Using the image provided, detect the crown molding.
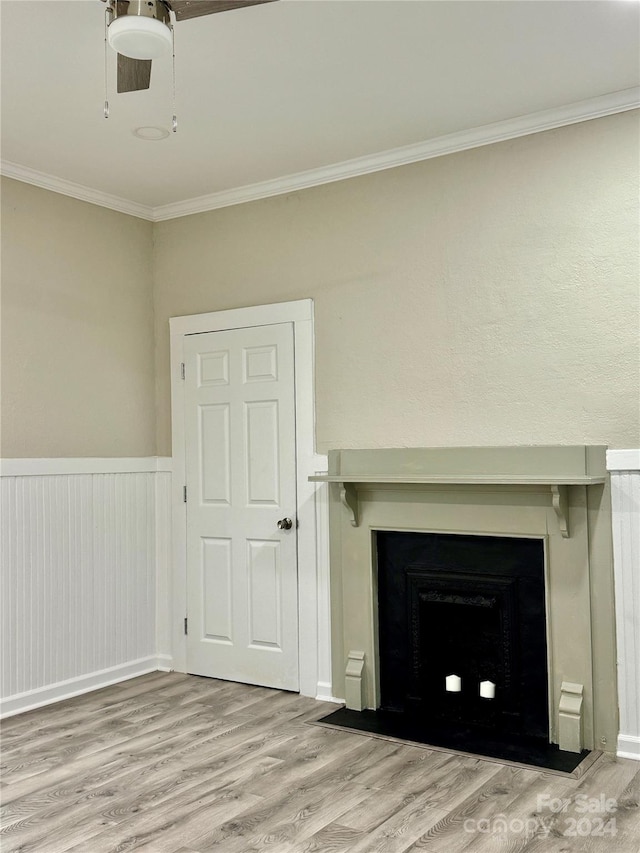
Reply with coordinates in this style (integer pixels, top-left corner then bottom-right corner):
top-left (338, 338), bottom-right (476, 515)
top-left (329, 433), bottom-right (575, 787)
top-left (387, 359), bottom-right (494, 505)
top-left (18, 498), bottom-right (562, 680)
top-left (152, 88), bottom-right (640, 221)
top-left (2, 88), bottom-right (638, 223)
top-left (0, 161), bottom-right (154, 221)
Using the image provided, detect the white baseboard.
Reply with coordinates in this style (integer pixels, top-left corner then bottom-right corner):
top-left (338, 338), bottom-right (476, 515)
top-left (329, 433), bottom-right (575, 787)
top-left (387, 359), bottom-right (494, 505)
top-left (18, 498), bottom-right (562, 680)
top-left (315, 682), bottom-right (344, 704)
top-left (617, 734), bottom-right (640, 761)
top-left (0, 656), bottom-right (165, 718)
top-left (156, 654), bottom-right (174, 673)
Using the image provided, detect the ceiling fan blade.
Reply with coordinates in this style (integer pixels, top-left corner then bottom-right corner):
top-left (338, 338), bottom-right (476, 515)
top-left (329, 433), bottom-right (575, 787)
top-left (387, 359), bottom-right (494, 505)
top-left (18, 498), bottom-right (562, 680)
top-left (170, 0), bottom-right (277, 23)
top-left (117, 54), bottom-right (152, 93)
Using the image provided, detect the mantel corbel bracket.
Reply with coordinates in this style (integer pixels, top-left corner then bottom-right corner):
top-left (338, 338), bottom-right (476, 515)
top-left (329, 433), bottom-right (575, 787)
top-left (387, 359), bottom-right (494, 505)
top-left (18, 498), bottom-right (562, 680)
top-left (339, 482), bottom-right (359, 527)
top-left (551, 484), bottom-right (570, 538)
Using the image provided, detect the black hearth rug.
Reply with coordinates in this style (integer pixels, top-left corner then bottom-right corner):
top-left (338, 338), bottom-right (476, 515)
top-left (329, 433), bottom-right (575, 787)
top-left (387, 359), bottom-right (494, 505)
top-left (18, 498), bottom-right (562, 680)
top-left (315, 707), bottom-right (592, 774)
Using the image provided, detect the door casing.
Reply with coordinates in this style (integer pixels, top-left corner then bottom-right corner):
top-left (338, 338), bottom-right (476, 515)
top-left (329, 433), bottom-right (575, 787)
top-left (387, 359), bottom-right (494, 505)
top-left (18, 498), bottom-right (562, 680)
top-left (169, 299), bottom-right (329, 698)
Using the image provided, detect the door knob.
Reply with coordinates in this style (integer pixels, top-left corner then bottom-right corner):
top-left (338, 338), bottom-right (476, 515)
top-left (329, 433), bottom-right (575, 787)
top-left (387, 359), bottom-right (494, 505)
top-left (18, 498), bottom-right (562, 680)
top-left (277, 517), bottom-right (293, 530)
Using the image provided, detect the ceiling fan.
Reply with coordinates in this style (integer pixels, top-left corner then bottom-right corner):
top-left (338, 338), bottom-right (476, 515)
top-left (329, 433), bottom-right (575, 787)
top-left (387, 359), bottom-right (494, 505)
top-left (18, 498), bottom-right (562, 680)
top-left (102, 0), bottom-right (277, 94)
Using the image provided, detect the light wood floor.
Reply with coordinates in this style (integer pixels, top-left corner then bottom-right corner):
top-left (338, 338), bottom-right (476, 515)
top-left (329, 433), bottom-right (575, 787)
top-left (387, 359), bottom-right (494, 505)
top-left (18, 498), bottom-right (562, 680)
top-left (1, 673), bottom-right (639, 853)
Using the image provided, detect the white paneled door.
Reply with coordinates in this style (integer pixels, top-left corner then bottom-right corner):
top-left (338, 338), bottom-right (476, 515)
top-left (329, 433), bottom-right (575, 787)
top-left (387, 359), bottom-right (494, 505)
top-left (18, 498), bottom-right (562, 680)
top-left (183, 323), bottom-right (299, 691)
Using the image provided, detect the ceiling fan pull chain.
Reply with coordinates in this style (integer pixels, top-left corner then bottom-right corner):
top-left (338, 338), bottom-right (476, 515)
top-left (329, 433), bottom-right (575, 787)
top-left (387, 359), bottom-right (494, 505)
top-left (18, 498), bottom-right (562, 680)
top-left (171, 21), bottom-right (177, 132)
top-left (104, 4), bottom-right (111, 118)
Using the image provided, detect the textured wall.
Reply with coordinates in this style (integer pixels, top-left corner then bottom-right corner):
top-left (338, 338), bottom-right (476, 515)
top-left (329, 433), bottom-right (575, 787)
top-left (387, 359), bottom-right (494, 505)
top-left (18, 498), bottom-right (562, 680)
top-left (2, 112), bottom-right (638, 459)
top-left (1, 178), bottom-right (155, 457)
top-left (153, 111), bottom-right (640, 455)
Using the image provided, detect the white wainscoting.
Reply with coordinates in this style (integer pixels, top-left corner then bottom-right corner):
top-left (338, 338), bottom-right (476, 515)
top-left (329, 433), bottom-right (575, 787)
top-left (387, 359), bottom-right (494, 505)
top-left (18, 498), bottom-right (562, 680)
top-left (0, 458), bottom-right (172, 717)
top-left (608, 449), bottom-right (640, 760)
top-left (7, 450), bottom-right (633, 730)
top-left (155, 469), bottom-right (173, 671)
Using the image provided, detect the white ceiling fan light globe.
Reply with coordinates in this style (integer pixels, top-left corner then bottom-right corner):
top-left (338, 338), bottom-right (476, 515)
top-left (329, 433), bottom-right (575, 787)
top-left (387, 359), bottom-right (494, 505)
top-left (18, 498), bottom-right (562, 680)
top-left (108, 16), bottom-right (172, 61)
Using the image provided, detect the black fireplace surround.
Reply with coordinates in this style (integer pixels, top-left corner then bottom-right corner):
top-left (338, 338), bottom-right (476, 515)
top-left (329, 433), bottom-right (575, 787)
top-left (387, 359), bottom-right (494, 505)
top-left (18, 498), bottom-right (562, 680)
top-left (376, 531), bottom-right (549, 740)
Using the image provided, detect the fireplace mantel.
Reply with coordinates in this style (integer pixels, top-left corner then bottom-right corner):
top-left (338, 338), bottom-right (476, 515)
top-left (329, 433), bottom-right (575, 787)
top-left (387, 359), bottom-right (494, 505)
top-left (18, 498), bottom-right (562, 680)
top-left (310, 446), bottom-right (607, 537)
top-left (317, 444), bottom-right (617, 756)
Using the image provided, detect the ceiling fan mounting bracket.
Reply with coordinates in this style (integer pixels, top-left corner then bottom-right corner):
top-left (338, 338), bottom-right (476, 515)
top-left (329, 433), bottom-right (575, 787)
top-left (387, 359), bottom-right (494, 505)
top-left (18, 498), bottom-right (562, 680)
top-left (106, 1), bottom-right (172, 27)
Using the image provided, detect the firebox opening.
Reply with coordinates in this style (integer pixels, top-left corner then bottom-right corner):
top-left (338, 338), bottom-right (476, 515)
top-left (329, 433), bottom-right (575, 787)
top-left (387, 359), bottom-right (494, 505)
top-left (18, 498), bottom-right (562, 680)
top-left (377, 531), bottom-right (550, 747)
top-left (318, 529), bottom-right (590, 772)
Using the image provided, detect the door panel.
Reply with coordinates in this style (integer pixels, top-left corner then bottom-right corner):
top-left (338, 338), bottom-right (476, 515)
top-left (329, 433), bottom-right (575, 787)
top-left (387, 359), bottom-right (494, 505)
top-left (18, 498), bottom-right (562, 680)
top-left (245, 400), bottom-right (280, 504)
top-left (247, 539), bottom-right (282, 648)
top-left (184, 323), bottom-right (298, 690)
top-left (200, 405), bottom-right (231, 503)
top-left (202, 538), bottom-right (232, 643)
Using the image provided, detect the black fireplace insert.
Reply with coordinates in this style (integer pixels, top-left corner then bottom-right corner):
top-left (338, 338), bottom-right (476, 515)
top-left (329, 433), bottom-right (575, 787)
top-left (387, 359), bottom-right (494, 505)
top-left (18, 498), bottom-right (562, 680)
top-left (317, 531), bottom-right (591, 772)
top-left (377, 531), bottom-right (549, 740)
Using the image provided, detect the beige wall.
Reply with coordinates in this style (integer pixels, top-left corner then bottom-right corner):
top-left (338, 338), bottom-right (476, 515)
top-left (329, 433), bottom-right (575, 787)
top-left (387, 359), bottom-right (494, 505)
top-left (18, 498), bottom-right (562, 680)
top-left (153, 111), bottom-right (640, 456)
top-left (2, 111), bottom-right (638, 459)
top-left (1, 178), bottom-right (155, 457)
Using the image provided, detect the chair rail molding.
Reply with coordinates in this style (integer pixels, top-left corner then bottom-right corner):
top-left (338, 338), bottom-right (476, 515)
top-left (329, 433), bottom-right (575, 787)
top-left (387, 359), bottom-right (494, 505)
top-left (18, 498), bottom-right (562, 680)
top-left (0, 457), bottom-right (172, 476)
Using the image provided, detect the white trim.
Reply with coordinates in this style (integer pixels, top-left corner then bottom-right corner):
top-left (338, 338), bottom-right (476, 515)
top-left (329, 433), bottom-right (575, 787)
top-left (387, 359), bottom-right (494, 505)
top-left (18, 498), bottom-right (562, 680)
top-left (618, 735), bottom-right (640, 761)
top-left (156, 654), bottom-right (174, 673)
top-left (3, 89), bottom-right (638, 223)
top-left (169, 299), bottom-right (313, 336)
top-left (607, 449), bottom-right (640, 472)
top-left (315, 684), bottom-right (344, 704)
top-left (169, 299), bottom-right (331, 699)
top-left (0, 161), bottom-right (154, 221)
top-left (0, 457), bottom-right (172, 476)
top-left (0, 657), bottom-right (163, 718)
top-left (610, 465), bottom-right (640, 763)
top-left (313, 452), bottom-right (333, 701)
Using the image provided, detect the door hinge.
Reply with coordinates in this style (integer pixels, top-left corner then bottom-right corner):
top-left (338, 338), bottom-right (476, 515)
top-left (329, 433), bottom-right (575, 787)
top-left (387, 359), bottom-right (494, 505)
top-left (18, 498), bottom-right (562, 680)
top-left (183, 485), bottom-right (187, 503)
top-left (180, 362), bottom-right (185, 380)
top-left (184, 617), bottom-right (188, 635)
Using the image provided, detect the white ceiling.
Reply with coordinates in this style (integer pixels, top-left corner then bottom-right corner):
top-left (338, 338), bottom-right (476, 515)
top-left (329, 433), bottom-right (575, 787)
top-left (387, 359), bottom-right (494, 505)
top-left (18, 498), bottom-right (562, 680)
top-left (1, 0), bottom-right (639, 215)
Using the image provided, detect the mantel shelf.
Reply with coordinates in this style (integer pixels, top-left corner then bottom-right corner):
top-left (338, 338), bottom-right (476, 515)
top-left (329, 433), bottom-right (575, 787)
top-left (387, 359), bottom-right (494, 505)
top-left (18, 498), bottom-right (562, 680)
top-left (309, 473), bottom-right (606, 536)
top-left (309, 474), bottom-right (606, 487)
top-left (311, 447), bottom-right (608, 537)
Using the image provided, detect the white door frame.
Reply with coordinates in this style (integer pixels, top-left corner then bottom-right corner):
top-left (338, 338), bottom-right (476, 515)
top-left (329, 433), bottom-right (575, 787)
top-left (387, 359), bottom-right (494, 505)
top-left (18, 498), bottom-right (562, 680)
top-left (169, 299), bottom-right (331, 699)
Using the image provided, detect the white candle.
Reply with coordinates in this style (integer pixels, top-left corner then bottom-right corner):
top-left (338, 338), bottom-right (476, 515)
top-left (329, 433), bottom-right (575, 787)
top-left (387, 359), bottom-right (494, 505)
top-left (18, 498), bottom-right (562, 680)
top-left (445, 674), bottom-right (462, 692)
top-left (480, 680), bottom-right (496, 699)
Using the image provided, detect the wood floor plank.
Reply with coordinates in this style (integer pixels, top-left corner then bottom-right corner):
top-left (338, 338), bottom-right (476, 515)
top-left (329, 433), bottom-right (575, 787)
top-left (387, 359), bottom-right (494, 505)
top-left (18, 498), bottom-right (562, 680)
top-left (456, 767), bottom-right (584, 853)
top-left (517, 756), bottom-right (640, 853)
top-left (1, 673), bottom-right (171, 741)
top-left (143, 774), bottom-right (371, 853)
top-left (606, 767), bottom-right (640, 853)
top-left (297, 821), bottom-right (366, 853)
top-left (0, 710), bottom-right (250, 811)
top-left (182, 734), bottom-right (374, 850)
top-left (63, 787), bottom-right (266, 853)
top-left (343, 760), bottom-right (505, 853)
top-left (401, 765), bottom-right (546, 853)
top-left (1, 698), bottom-right (218, 785)
top-left (1, 706), bottom-right (307, 844)
top-left (2, 673), bottom-right (639, 853)
top-left (1, 707), bottom-right (215, 795)
top-left (339, 751), bottom-right (473, 833)
top-left (1, 687), bottom-right (314, 806)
